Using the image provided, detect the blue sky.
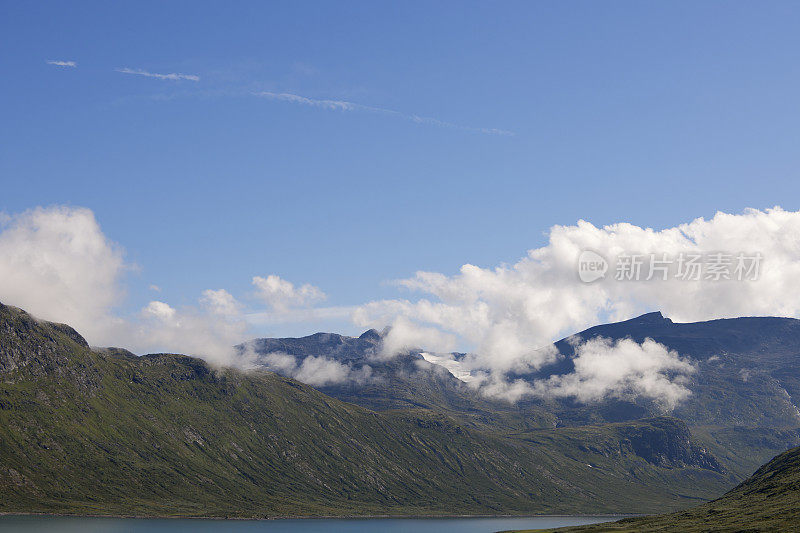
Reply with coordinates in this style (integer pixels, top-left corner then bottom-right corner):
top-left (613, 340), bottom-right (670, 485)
top-left (3, 1), bottom-right (800, 340)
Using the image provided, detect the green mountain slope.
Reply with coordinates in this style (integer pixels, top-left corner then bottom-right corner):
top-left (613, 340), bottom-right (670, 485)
top-left (0, 302), bottom-right (731, 517)
top-left (508, 445), bottom-right (800, 532)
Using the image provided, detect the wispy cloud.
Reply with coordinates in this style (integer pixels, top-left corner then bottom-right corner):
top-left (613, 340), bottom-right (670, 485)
top-left (254, 91), bottom-right (514, 136)
top-left (257, 92), bottom-right (367, 112)
top-left (116, 67), bottom-right (200, 82)
top-left (46, 60), bottom-right (76, 68)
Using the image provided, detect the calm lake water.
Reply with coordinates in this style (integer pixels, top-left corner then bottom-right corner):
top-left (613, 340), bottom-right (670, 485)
top-left (0, 516), bottom-right (617, 532)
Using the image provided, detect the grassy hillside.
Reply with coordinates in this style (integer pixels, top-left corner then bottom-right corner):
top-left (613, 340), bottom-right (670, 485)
top-left (0, 302), bottom-right (732, 517)
top-left (507, 445), bottom-right (800, 532)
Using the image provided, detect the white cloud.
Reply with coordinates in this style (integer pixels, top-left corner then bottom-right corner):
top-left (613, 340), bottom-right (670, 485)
top-left (7, 204), bottom-right (800, 405)
top-left (0, 206), bottom-right (337, 369)
top-left (116, 67), bottom-right (200, 82)
top-left (136, 297), bottom-right (249, 366)
top-left (254, 91), bottom-right (513, 136)
top-left (142, 300), bottom-right (176, 321)
top-left (376, 316), bottom-right (456, 360)
top-left (200, 289), bottom-right (240, 316)
top-left (46, 60), bottom-right (76, 67)
top-left (532, 337), bottom-right (696, 410)
top-left (252, 274), bottom-right (325, 311)
top-left (256, 351), bottom-right (371, 387)
top-left (354, 207), bottom-right (800, 404)
top-left (294, 355), bottom-right (355, 386)
top-left (256, 92), bottom-right (362, 112)
top-left (458, 336), bottom-right (696, 407)
top-left (0, 206), bottom-right (125, 345)
top-left (259, 351), bottom-right (298, 374)
top-left (0, 207), bottom-right (245, 365)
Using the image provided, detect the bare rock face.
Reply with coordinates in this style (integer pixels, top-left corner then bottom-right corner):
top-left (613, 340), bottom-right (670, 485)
top-left (0, 302), bottom-right (90, 382)
top-left (619, 417), bottom-right (723, 472)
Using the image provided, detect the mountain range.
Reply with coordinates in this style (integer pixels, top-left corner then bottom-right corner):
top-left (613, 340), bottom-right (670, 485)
top-left (245, 311), bottom-right (800, 429)
top-left (1, 301), bottom-right (799, 518)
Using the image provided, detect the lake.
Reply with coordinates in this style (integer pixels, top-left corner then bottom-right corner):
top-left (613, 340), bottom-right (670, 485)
top-left (0, 515), bottom-right (618, 532)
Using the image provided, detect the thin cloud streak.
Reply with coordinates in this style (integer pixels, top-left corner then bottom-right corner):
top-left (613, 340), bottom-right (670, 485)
top-left (46, 60), bottom-right (76, 67)
top-left (254, 91), bottom-right (514, 136)
top-left (116, 67), bottom-right (200, 82)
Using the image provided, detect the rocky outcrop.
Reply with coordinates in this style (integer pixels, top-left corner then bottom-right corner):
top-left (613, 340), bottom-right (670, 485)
top-left (620, 417), bottom-right (723, 472)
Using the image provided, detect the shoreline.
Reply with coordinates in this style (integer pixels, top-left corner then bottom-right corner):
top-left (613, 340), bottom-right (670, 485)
top-left (0, 511), bottom-right (637, 521)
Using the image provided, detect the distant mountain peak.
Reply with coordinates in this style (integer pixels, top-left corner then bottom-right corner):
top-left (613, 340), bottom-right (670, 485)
top-left (358, 329), bottom-right (382, 342)
top-left (307, 332), bottom-right (345, 342)
top-left (626, 311), bottom-right (671, 324)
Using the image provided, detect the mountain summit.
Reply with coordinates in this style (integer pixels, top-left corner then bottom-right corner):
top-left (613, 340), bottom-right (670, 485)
top-left (530, 313), bottom-right (800, 427)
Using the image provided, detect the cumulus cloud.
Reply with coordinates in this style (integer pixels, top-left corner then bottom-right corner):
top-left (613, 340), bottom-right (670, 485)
top-left (200, 289), bottom-right (240, 316)
top-left (254, 91), bottom-right (514, 136)
top-left (46, 60), bottom-right (76, 67)
top-left (142, 300), bottom-right (176, 321)
top-left (354, 207), bottom-right (800, 404)
top-left (532, 337), bottom-right (695, 409)
top-left (255, 350), bottom-right (371, 387)
top-left (7, 204), bottom-right (800, 405)
top-left (252, 274), bottom-right (326, 311)
top-left (416, 338), bottom-right (695, 408)
top-left (116, 67), bottom-right (200, 81)
top-left (0, 206), bottom-right (284, 367)
top-left (0, 206), bottom-right (126, 344)
top-left (0, 208), bottom-right (336, 370)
